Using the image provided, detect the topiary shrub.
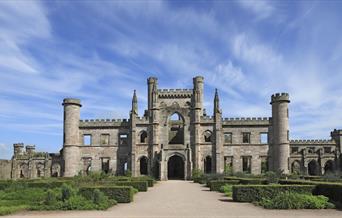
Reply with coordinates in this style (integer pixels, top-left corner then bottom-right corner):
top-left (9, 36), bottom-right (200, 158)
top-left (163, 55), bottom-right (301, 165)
top-left (232, 185), bottom-right (315, 202)
top-left (257, 192), bottom-right (335, 209)
top-left (219, 184), bottom-right (233, 197)
top-left (113, 181), bottom-right (148, 192)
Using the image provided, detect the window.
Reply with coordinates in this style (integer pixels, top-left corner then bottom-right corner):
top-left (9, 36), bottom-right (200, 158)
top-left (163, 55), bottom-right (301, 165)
top-left (242, 156), bottom-right (251, 173)
top-left (260, 133), bottom-right (268, 144)
top-left (169, 112), bottom-right (184, 144)
top-left (287, 130), bottom-right (289, 141)
top-left (101, 158), bottom-right (110, 174)
top-left (260, 156), bottom-right (268, 174)
top-left (291, 147), bottom-right (299, 154)
top-left (83, 135), bottom-right (92, 145)
top-left (119, 134), bottom-right (128, 146)
top-left (224, 132), bottom-right (232, 144)
top-left (242, 132), bottom-right (250, 143)
top-left (324, 147), bottom-right (332, 154)
top-left (100, 134), bottom-right (110, 146)
top-left (203, 130), bottom-right (212, 143)
top-left (224, 156), bottom-right (233, 174)
top-left (140, 131), bottom-right (148, 143)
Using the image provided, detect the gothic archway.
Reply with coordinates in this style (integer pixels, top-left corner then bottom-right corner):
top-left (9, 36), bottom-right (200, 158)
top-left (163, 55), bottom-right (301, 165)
top-left (291, 160), bottom-right (301, 174)
top-left (140, 131), bottom-right (148, 143)
top-left (324, 160), bottom-right (334, 175)
top-left (168, 112), bottom-right (184, 144)
top-left (308, 160), bottom-right (320, 176)
top-left (204, 156), bottom-right (212, 174)
top-left (167, 155), bottom-right (184, 179)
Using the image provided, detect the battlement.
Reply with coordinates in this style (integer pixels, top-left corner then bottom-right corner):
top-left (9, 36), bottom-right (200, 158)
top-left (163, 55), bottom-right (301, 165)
top-left (290, 139), bottom-right (335, 144)
top-left (271, 93), bottom-right (290, 103)
top-left (13, 143), bottom-right (24, 148)
top-left (79, 118), bottom-right (130, 128)
top-left (222, 117), bottom-right (270, 126)
top-left (158, 89), bottom-right (193, 98)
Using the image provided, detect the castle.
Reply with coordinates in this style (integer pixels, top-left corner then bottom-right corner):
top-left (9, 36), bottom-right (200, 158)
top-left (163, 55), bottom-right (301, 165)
top-left (0, 76), bottom-right (341, 180)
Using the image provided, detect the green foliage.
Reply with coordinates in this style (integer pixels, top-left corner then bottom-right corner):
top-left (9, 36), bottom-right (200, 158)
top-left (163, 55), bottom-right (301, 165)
top-left (132, 176), bottom-right (155, 187)
top-left (224, 164), bottom-right (233, 176)
top-left (264, 171), bottom-right (279, 184)
top-left (113, 181), bottom-right (148, 192)
top-left (79, 186), bottom-right (134, 203)
top-left (232, 185), bottom-right (315, 202)
top-left (219, 184), bottom-right (233, 197)
top-left (238, 178), bottom-right (266, 184)
top-left (125, 170), bottom-right (132, 177)
top-left (192, 168), bottom-right (204, 180)
top-left (313, 183), bottom-right (342, 205)
top-left (0, 205), bottom-right (27, 216)
top-left (209, 180), bottom-right (239, 191)
top-left (257, 192), bottom-right (335, 209)
top-left (61, 183), bottom-right (76, 202)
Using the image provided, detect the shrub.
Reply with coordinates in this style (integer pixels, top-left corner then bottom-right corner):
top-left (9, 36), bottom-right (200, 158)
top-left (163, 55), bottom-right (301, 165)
top-left (79, 186), bottom-right (134, 203)
top-left (209, 180), bottom-right (239, 192)
top-left (257, 192), bottom-right (335, 209)
top-left (219, 184), bottom-right (233, 197)
top-left (0, 205), bottom-right (27, 216)
top-left (264, 171), bottom-right (279, 184)
top-left (313, 183), bottom-right (342, 205)
top-left (61, 184), bottom-right (76, 202)
top-left (132, 176), bottom-right (155, 187)
top-left (232, 185), bottom-right (315, 202)
top-left (192, 168), bottom-right (204, 180)
top-left (114, 181), bottom-right (148, 192)
top-left (238, 178), bottom-right (266, 185)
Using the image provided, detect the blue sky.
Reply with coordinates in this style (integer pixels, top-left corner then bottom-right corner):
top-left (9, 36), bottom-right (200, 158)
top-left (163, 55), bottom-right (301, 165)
top-left (1, 0), bottom-right (342, 159)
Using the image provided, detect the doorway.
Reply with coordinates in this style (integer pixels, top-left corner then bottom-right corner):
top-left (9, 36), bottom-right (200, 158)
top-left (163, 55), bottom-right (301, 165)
top-left (167, 155), bottom-right (184, 179)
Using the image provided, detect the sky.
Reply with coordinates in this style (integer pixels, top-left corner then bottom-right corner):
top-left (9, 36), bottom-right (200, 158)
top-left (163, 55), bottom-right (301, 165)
top-left (1, 0), bottom-right (342, 159)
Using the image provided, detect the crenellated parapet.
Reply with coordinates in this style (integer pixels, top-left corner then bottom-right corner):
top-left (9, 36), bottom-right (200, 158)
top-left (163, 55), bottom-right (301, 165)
top-left (221, 117), bottom-right (270, 126)
top-left (270, 92), bottom-right (290, 104)
top-left (158, 89), bottom-right (193, 98)
top-left (79, 118), bottom-right (130, 128)
top-left (290, 139), bottom-right (336, 145)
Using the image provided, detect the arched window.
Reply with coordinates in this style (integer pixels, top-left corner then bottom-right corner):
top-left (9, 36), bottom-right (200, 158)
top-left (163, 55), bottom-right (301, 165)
top-left (140, 131), bottom-right (148, 143)
top-left (203, 130), bottom-right (212, 142)
top-left (169, 112), bottom-right (184, 144)
top-left (51, 163), bottom-right (61, 177)
top-left (19, 163), bottom-right (29, 178)
top-left (291, 161), bottom-right (301, 174)
top-left (36, 163), bottom-right (44, 177)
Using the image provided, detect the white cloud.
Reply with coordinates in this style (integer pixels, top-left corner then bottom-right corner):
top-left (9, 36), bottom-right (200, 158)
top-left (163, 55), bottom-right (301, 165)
top-left (237, 0), bottom-right (275, 20)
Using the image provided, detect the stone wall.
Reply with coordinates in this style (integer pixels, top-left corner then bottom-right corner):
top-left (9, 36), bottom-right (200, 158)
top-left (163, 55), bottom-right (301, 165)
top-left (0, 160), bottom-right (12, 179)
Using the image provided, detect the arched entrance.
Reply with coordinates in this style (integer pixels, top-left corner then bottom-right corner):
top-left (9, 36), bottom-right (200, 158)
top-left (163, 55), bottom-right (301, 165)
top-left (324, 160), bottom-right (334, 175)
top-left (140, 156), bottom-right (148, 175)
top-left (168, 155), bottom-right (184, 179)
top-left (204, 156), bottom-right (212, 174)
top-left (308, 160), bottom-right (319, 176)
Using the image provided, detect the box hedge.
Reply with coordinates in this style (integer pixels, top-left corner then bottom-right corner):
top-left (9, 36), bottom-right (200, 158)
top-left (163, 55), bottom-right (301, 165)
top-left (0, 180), bottom-right (71, 190)
top-left (313, 183), bottom-right (342, 204)
top-left (232, 185), bottom-right (315, 202)
top-left (209, 180), bottom-right (240, 191)
top-left (79, 186), bottom-right (134, 203)
top-left (113, 181), bottom-right (148, 192)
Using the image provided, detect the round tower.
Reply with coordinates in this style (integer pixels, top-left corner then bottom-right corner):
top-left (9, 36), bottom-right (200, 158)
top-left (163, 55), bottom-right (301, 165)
top-left (193, 76), bottom-right (204, 109)
top-left (62, 98), bottom-right (81, 177)
top-left (271, 93), bottom-right (290, 174)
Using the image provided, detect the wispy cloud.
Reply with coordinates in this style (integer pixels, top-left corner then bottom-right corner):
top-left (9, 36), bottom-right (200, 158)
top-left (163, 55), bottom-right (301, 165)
top-left (236, 0), bottom-right (275, 20)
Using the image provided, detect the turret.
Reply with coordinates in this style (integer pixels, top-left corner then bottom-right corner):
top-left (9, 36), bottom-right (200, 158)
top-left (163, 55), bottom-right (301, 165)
top-left (147, 77), bottom-right (158, 111)
top-left (193, 76), bottom-right (204, 110)
top-left (132, 90), bottom-right (138, 115)
top-left (62, 98), bottom-right (82, 177)
top-left (270, 93), bottom-right (290, 174)
top-left (214, 88), bottom-right (220, 116)
top-left (25, 145), bottom-right (35, 155)
top-left (130, 90), bottom-right (138, 176)
top-left (13, 143), bottom-right (24, 157)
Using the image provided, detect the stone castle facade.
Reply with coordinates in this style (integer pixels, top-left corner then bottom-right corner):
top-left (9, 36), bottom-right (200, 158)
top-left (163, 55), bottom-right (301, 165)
top-left (0, 76), bottom-right (341, 180)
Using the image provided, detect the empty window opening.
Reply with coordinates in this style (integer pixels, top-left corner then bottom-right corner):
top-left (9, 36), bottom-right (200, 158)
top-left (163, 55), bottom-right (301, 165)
top-left (242, 156), bottom-right (251, 173)
top-left (224, 132), bottom-right (232, 144)
top-left (204, 130), bottom-right (212, 143)
top-left (83, 135), bottom-right (92, 145)
top-left (140, 131), bottom-right (148, 143)
top-left (242, 132), bottom-right (251, 143)
top-left (260, 133), bottom-right (268, 144)
top-left (100, 134), bottom-right (110, 145)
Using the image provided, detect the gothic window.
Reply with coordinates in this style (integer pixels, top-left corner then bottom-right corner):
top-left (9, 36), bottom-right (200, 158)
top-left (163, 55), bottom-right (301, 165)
top-left (242, 156), bottom-right (251, 173)
top-left (260, 133), bottom-right (268, 144)
top-left (204, 156), bottom-right (212, 174)
top-left (242, 132), bottom-right (251, 143)
top-left (83, 134), bottom-right (92, 146)
top-left (82, 157), bottom-right (92, 175)
top-left (324, 147), bottom-right (332, 154)
top-left (308, 160), bottom-right (319, 175)
top-left (51, 163), bottom-right (61, 177)
top-left (291, 161), bottom-right (301, 174)
top-left (324, 160), bottom-right (334, 175)
top-left (224, 132), bottom-right (232, 144)
top-left (100, 134), bottom-right (110, 146)
top-left (224, 156), bottom-right (233, 174)
top-left (168, 112), bottom-right (184, 144)
top-left (19, 163), bottom-right (29, 178)
top-left (291, 147), bottom-right (299, 154)
top-left (139, 156), bottom-right (148, 175)
top-left (140, 131), bottom-right (148, 143)
top-left (203, 130), bottom-right (212, 143)
top-left (119, 133), bottom-right (128, 146)
top-left (36, 163), bottom-right (44, 177)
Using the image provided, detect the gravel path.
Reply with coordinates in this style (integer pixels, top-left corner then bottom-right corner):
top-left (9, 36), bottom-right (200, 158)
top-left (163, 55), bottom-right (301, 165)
top-left (7, 180), bottom-right (342, 218)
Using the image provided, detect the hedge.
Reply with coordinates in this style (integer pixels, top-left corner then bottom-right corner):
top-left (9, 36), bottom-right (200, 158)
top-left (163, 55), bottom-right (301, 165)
top-left (313, 183), bottom-right (342, 204)
top-left (238, 178), bottom-right (266, 185)
top-left (132, 177), bottom-right (155, 187)
top-left (113, 181), bottom-right (148, 192)
top-left (232, 185), bottom-right (315, 202)
top-left (209, 180), bottom-right (240, 191)
top-left (79, 186), bottom-right (134, 203)
top-left (0, 180), bottom-right (72, 190)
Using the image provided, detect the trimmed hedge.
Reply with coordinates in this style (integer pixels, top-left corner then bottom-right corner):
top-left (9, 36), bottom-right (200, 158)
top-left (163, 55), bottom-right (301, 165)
top-left (132, 177), bottom-right (155, 187)
top-left (232, 185), bottom-right (315, 202)
top-left (113, 181), bottom-right (148, 192)
top-left (79, 186), bottom-right (134, 203)
top-left (313, 183), bottom-right (342, 205)
top-left (0, 180), bottom-right (72, 190)
top-left (238, 178), bottom-right (266, 185)
top-left (209, 180), bottom-right (239, 191)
